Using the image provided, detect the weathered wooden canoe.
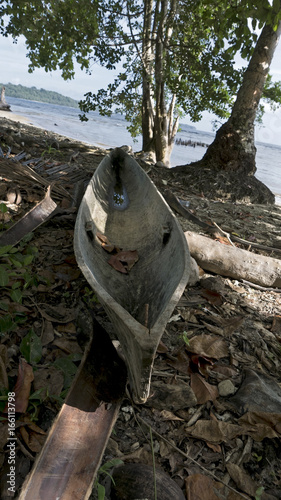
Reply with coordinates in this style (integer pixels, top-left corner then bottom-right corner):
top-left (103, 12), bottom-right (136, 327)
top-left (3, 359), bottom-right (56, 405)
top-left (74, 148), bottom-right (190, 403)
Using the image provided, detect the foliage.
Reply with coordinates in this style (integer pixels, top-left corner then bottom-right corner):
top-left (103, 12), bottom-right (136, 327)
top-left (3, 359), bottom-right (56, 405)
top-left (1, 0), bottom-right (281, 161)
top-left (0, 236), bottom-right (38, 334)
top-left (0, 82), bottom-right (79, 108)
top-left (0, 0), bottom-right (99, 79)
top-left (94, 458), bottom-right (124, 500)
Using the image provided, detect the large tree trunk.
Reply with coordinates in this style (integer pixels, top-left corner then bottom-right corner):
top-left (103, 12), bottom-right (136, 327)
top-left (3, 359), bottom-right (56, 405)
top-left (201, 21), bottom-right (281, 175)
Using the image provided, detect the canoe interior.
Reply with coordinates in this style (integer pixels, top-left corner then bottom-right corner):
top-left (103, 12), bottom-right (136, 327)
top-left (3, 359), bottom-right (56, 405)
top-left (75, 149), bottom-right (189, 331)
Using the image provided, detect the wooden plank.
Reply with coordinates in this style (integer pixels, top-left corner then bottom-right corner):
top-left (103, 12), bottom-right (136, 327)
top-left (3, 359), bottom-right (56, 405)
top-left (19, 311), bottom-right (127, 500)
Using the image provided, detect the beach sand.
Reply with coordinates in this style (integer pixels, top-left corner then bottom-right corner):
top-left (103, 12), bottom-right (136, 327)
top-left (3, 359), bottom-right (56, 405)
top-left (0, 109), bottom-right (37, 127)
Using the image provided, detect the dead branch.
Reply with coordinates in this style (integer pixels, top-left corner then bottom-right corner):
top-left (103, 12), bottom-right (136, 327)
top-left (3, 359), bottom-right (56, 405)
top-left (164, 189), bottom-right (281, 254)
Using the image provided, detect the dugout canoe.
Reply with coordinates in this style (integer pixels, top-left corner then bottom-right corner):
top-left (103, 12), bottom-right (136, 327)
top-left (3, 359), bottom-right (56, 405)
top-left (74, 148), bottom-right (190, 403)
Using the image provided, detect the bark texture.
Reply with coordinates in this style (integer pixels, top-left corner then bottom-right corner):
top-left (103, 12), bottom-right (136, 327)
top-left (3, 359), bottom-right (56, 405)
top-left (142, 0), bottom-right (179, 166)
top-left (185, 231), bottom-right (281, 288)
top-left (201, 22), bottom-right (281, 175)
top-left (142, 0), bottom-right (155, 157)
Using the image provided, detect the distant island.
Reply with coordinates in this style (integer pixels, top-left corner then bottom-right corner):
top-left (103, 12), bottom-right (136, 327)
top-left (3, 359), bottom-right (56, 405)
top-left (1, 83), bottom-right (79, 108)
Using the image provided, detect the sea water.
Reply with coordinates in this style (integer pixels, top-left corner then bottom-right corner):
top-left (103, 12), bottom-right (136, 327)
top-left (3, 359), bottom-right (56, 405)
top-left (4, 96), bottom-right (281, 205)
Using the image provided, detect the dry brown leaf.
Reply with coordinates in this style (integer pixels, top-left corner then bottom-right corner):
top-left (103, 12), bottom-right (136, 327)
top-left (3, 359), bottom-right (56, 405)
top-left (221, 315), bottom-right (245, 335)
top-left (19, 420), bottom-right (46, 454)
top-left (157, 340), bottom-right (169, 353)
top-left (206, 442), bottom-right (222, 453)
top-left (167, 348), bottom-right (190, 374)
top-left (56, 322), bottom-right (76, 334)
top-left (187, 334), bottom-right (229, 359)
top-left (210, 363), bottom-right (239, 380)
top-left (226, 463), bottom-right (260, 498)
top-left (33, 366), bottom-right (64, 398)
top-left (200, 289), bottom-right (224, 306)
top-left (190, 373), bottom-right (219, 404)
top-left (185, 419), bottom-right (242, 443)
top-left (185, 473), bottom-right (222, 500)
top-left (37, 304), bottom-right (77, 323)
top-left (11, 359), bottom-right (34, 413)
top-left (238, 411), bottom-right (281, 440)
top-left (108, 250), bottom-right (139, 274)
top-left (96, 231), bottom-right (115, 252)
top-left (41, 320), bottom-right (55, 346)
top-left (52, 338), bottom-right (83, 355)
top-left (160, 410), bottom-right (184, 421)
top-left (53, 263), bottom-right (81, 281)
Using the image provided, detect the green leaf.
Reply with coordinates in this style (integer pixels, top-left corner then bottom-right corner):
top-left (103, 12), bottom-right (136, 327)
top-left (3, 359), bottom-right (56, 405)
top-left (0, 315), bottom-right (14, 333)
top-left (97, 483), bottom-right (106, 500)
top-left (10, 289), bottom-right (23, 303)
top-left (8, 257), bottom-right (23, 268)
top-left (20, 330), bottom-right (42, 364)
top-left (0, 302), bottom-right (9, 311)
top-left (23, 254), bottom-right (34, 266)
top-left (0, 245), bottom-right (13, 256)
top-left (54, 357), bottom-right (78, 388)
top-left (11, 281), bottom-right (22, 290)
top-left (0, 266), bottom-right (9, 287)
top-left (0, 203), bottom-right (8, 213)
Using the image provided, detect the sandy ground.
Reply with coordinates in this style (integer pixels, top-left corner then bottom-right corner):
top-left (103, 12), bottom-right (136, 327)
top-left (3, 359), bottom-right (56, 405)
top-left (0, 109), bottom-right (33, 125)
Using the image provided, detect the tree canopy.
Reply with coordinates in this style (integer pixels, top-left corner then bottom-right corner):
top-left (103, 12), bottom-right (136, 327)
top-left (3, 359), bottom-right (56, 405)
top-left (1, 0), bottom-right (281, 163)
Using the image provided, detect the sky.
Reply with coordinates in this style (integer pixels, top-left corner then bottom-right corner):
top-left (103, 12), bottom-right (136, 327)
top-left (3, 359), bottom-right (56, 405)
top-left (2, 33), bottom-right (281, 146)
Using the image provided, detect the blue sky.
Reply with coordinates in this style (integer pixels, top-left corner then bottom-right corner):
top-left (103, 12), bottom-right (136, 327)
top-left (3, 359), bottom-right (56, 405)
top-left (2, 33), bottom-right (281, 146)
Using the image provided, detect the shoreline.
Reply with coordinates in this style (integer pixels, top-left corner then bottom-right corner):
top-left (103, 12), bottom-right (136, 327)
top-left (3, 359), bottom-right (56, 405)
top-left (1, 108), bottom-right (280, 206)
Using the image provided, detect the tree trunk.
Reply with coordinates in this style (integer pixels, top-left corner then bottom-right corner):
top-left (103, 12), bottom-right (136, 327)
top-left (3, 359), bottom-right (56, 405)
top-left (142, 0), bottom-right (155, 159)
top-left (201, 21), bottom-right (281, 175)
top-left (154, 0), bottom-right (169, 165)
top-left (152, 0), bottom-right (179, 166)
top-left (0, 86), bottom-right (11, 111)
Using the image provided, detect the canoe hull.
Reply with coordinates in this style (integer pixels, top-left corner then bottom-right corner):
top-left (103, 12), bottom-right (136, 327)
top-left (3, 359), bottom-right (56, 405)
top-left (74, 148), bottom-right (191, 403)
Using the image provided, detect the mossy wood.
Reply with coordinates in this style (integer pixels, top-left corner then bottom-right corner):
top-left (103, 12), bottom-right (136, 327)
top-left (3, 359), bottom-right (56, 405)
top-left (74, 148), bottom-right (190, 403)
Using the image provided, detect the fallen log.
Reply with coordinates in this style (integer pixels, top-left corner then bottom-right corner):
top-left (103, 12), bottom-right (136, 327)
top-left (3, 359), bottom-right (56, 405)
top-left (185, 231), bottom-right (281, 288)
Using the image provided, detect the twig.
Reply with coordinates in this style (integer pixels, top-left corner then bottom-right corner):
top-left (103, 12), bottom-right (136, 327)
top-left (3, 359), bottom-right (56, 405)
top-left (149, 426), bottom-right (158, 500)
top-left (212, 221), bottom-right (235, 247)
top-left (241, 279), bottom-right (281, 293)
top-left (164, 189), bottom-right (281, 254)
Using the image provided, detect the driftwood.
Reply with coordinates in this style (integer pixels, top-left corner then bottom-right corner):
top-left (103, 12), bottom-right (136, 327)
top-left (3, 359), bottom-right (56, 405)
top-left (0, 86), bottom-right (11, 111)
top-left (185, 231), bottom-right (281, 288)
top-left (74, 148), bottom-right (190, 403)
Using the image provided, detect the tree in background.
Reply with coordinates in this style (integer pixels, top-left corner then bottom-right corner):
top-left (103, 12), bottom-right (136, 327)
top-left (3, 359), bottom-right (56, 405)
top-left (1, 0), bottom-right (281, 167)
top-left (197, 16), bottom-right (281, 175)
